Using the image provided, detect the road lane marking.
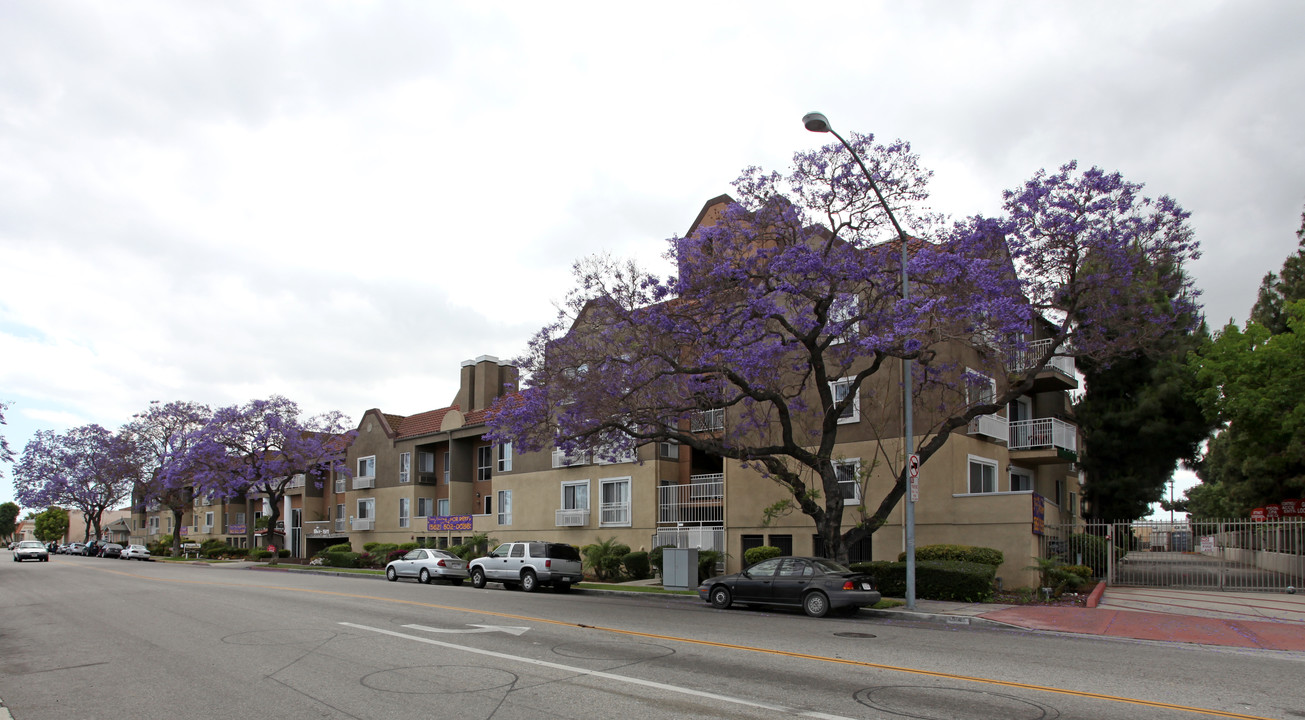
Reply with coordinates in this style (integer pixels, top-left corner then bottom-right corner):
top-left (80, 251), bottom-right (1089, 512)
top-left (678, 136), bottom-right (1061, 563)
top-left (341, 622), bottom-right (853, 720)
top-left (403, 623), bottom-right (531, 636)
top-left (85, 564), bottom-right (1276, 719)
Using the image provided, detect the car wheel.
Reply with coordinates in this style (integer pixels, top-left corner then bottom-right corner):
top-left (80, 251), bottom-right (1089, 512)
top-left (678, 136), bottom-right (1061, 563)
top-left (419, 568), bottom-right (431, 584)
top-left (521, 570), bottom-right (538, 593)
top-left (803, 591), bottom-right (830, 618)
top-left (385, 566), bottom-right (398, 582)
top-left (710, 586), bottom-right (733, 609)
top-left (553, 581), bottom-right (571, 593)
top-left (471, 567), bottom-right (487, 588)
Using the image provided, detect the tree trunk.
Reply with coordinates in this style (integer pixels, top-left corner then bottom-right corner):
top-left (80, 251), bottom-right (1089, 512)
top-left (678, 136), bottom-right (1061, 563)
top-left (265, 494), bottom-right (281, 566)
top-left (171, 507), bottom-right (185, 557)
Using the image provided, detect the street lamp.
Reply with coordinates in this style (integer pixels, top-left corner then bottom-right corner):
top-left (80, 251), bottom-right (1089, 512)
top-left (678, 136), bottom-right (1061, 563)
top-left (804, 112), bottom-right (918, 610)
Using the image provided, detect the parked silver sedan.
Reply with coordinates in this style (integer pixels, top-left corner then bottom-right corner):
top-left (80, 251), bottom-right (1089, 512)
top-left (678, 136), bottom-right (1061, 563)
top-left (385, 548), bottom-right (468, 585)
top-left (120, 544), bottom-right (151, 561)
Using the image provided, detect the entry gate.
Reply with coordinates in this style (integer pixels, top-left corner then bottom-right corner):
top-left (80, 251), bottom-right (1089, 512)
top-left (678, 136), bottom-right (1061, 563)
top-left (1040, 519), bottom-right (1305, 592)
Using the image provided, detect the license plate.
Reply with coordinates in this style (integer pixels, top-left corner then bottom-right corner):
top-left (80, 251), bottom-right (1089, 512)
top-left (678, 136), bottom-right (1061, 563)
top-left (861, 583), bottom-right (873, 591)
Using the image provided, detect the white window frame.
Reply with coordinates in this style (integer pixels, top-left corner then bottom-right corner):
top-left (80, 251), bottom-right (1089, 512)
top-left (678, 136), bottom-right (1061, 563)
top-left (599, 477), bottom-right (631, 527)
top-left (357, 497), bottom-right (374, 520)
top-left (1009, 467), bottom-right (1034, 493)
top-left (965, 368), bottom-right (997, 408)
top-left (437, 498), bottom-right (450, 517)
top-left (659, 439), bottom-right (679, 459)
top-left (561, 480), bottom-right (590, 511)
top-left (399, 452), bottom-right (411, 483)
top-left (357, 456), bottom-right (376, 480)
top-left (496, 490), bottom-right (512, 525)
top-left (417, 497), bottom-right (434, 517)
top-left (834, 459), bottom-right (861, 504)
top-left (443, 451), bottom-right (450, 484)
top-left (417, 451), bottom-right (435, 474)
top-left (497, 442), bottom-right (512, 472)
top-left (967, 455), bottom-right (998, 494)
top-left (829, 292), bottom-right (859, 344)
top-left (334, 475), bottom-right (345, 494)
top-left (830, 377), bottom-right (860, 424)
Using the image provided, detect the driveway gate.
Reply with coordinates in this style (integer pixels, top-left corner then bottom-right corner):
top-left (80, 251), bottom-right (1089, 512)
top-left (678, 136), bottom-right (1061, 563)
top-left (1040, 519), bottom-right (1304, 591)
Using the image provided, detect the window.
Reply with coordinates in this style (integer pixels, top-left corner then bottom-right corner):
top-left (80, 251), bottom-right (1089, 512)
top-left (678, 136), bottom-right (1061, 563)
top-left (829, 292), bottom-right (859, 343)
top-left (1055, 479), bottom-right (1065, 507)
top-left (418, 451), bottom-right (435, 473)
top-left (497, 490), bottom-right (512, 525)
top-left (399, 453), bottom-right (410, 483)
top-left (834, 459), bottom-right (861, 503)
top-left (437, 498), bottom-right (449, 516)
top-left (741, 534), bottom-right (764, 558)
top-left (600, 477), bottom-right (631, 526)
top-left (1069, 491), bottom-right (1078, 517)
top-left (497, 443), bottom-right (512, 472)
top-left (204, 511), bottom-right (214, 528)
top-left (417, 497), bottom-right (434, 517)
top-left (1010, 469), bottom-right (1033, 493)
top-left (767, 534), bottom-right (793, 556)
top-left (829, 378), bottom-right (860, 424)
top-left (443, 451), bottom-right (450, 484)
top-left (334, 476), bottom-right (345, 494)
top-left (235, 512), bottom-right (246, 525)
top-left (334, 504), bottom-right (343, 522)
top-left (357, 456), bottom-right (376, 479)
top-left (968, 456), bottom-right (997, 494)
top-left (484, 495), bottom-right (492, 515)
top-left (477, 446), bottom-right (492, 481)
top-left (399, 498), bottom-right (410, 528)
top-left (562, 480), bottom-right (589, 511)
top-left (659, 440), bottom-right (679, 459)
top-left (357, 498), bottom-right (373, 520)
top-left (965, 369), bottom-right (996, 407)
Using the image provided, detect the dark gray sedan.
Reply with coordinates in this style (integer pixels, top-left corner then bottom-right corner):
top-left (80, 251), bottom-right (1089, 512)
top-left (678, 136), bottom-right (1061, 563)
top-left (698, 556), bottom-right (880, 617)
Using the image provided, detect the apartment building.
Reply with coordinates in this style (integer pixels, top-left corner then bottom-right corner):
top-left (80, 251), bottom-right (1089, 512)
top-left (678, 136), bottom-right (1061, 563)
top-left (330, 356), bottom-right (518, 554)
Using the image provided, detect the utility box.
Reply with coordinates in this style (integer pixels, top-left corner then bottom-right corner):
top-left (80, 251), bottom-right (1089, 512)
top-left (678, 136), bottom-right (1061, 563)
top-left (663, 547), bottom-right (699, 590)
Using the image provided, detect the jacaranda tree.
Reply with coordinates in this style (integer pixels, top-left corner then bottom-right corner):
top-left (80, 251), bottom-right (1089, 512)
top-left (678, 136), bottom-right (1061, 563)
top-left (489, 132), bottom-right (1200, 563)
top-left (13, 425), bottom-right (141, 542)
top-left (165, 396), bottom-right (353, 564)
top-left (124, 400), bottom-right (212, 557)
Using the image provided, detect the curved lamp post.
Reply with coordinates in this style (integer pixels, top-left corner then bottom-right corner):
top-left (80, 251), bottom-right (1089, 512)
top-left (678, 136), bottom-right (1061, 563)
top-left (803, 112), bottom-right (918, 610)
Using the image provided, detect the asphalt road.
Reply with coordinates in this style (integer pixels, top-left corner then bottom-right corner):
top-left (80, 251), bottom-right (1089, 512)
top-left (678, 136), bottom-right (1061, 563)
top-left (1, 554), bottom-right (1302, 720)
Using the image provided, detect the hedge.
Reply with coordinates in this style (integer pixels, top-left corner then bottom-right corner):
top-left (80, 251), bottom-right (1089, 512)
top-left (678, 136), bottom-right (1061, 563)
top-left (851, 559), bottom-right (996, 602)
top-left (621, 551), bottom-right (650, 580)
top-left (743, 545), bottom-right (783, 566)
top-left (896, 544), bottom-right (1003, 567)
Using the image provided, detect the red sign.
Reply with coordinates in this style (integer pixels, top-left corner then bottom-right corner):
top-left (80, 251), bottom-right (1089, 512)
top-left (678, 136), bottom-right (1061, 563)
top-left (1251, 508), bottom-right (1266, 522)
top-left (1266, 505), bottom-right (1281, 520)
top-left (267, 545), bottom-right (276, 553)
top-left (1282, 499), bottom-right (1300, 516)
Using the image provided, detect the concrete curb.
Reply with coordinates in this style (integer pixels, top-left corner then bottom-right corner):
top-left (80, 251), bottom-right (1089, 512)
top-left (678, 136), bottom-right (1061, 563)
top-left (1086, 580), bottom-right (1107, 608)
top-left (860, 607), bottom-right (1014, 629)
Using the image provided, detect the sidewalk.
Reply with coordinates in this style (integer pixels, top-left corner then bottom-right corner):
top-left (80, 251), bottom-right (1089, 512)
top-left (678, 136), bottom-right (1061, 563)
top-left (867, 587), bottom-right (1305, 652)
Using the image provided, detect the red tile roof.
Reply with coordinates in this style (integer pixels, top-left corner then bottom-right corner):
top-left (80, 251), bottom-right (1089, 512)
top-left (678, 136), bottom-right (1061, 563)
top-left (394, 407), bottom-right (457, 439)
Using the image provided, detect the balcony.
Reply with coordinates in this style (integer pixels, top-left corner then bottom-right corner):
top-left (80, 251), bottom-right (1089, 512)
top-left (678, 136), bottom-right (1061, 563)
top-left (555, 509), bottom-right (590, 527)
top-left (691, 408), bottom-right (725, 433)
top-left (352, 476), bottom-right (375, 490)
top-left (351, 518), bottom-right (375, 531)
top-left (967, 414), bottom-right (1008, 442)
top-left (659, 475), bottom-right (724, 525)
top-left (1012, 339), bottom-right (1077, 391)
top-left (1009, 418), bottom-right (1078, 464)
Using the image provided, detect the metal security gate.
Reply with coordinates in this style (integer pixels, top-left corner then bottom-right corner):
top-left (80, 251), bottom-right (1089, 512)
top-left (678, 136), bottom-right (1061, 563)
top-left (1039, 519), bottom-right (1305, 592)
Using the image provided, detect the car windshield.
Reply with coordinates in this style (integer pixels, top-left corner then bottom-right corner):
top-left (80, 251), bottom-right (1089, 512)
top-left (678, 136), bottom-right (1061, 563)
top-left (18, 541), bottom-right (43, 548)
top-left (811, 558), bottom-right (854, 574)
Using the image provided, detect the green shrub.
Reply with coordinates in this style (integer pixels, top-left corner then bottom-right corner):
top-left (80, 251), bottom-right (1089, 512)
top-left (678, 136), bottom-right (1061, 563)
top-left (386, 548), bottom-right (408, 564)
top-left (850, 560), bottom-right (996, 602)
top-left (398, 542), bottom-right (420, 552)
top-left (226, 547), bottom-right (249, 558)
top-left (1027, 556), bottom-right (1091, 597)
top-left (325, 543), bottom-right (353, 553)
top-left (697, 550), bottom-right (724, 584)
top-left (363, 542), bottom-right (398, 556)
top-left (897, 544), bottom-right (1003, 567)
top-left (621, 551), bottom-right (650, 580)
top-left (1065, 564), bottom-right (1093, 580)
top-left (743, 545), bottom-right (783, 566)
top-left (582, 537), bottom-right (631, 581)
top-left (322, 551), bottom-right (360, 568)
top-left (278, 549), bottom-right (290, 558)
top-left (249, 549), bottom-right (273, 560)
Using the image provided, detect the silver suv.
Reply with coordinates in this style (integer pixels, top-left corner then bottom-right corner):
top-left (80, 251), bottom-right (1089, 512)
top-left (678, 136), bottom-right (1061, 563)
top-left (469, 541), bottom-right (583, 593)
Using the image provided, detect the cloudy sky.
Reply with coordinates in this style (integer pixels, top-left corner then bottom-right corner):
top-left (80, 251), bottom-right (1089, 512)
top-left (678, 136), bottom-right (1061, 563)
top-left (2, 1), bottom-right (1303, 512)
